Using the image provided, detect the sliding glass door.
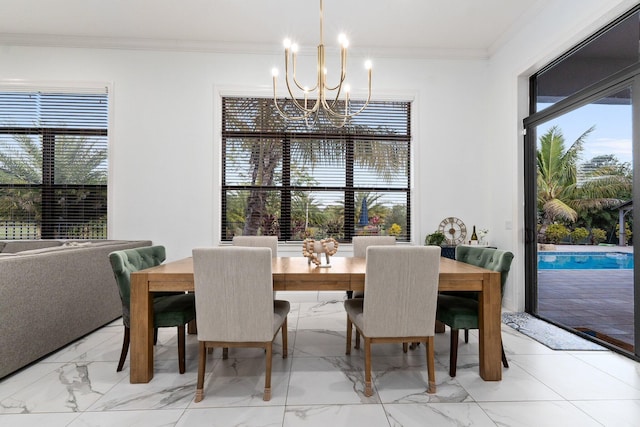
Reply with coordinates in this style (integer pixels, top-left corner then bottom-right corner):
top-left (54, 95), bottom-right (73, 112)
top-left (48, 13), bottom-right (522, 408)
top-left (524, 6), bottom-right (640, 357)
top-left (531, 87), bottom-right (634, 352)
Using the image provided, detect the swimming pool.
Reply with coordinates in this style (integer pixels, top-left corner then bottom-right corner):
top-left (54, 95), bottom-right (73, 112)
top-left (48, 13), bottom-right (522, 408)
top-left (538, 251), bottom-right (633, 270)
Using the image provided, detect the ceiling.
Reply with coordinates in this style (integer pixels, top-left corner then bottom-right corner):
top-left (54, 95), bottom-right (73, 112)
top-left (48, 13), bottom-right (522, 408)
top-left (0, 0), bottom-right (549, 58)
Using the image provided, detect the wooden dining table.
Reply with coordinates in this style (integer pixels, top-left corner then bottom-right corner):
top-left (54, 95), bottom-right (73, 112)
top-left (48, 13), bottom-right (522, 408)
top-left (129, 255), bottom-right (503, 383)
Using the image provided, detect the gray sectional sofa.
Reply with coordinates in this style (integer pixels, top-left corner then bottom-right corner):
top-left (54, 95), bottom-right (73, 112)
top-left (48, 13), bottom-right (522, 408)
top-left (0, 239), bottom-right (152, 379)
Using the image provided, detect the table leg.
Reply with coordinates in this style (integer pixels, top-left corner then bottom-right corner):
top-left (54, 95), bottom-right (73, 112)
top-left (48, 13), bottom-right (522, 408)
top-left (130, 272), bottom-right (154, 383)
top-left (477, 271), bottom-right (502, 381)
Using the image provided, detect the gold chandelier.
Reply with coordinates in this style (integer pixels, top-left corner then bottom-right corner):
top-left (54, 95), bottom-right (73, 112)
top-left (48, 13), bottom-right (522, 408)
top-left (271, 0), bottom-right (372, 127)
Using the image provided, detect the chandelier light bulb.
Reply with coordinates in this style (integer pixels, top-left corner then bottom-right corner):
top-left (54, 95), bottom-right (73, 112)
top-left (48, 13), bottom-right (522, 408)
top-left (283, 38), bottom-right (292, 49)
top-left (272, 68), bottom-right (279, 77)
top-left (364, 60), bottom-right (372, 70)
top-left (338, 33), bottom-right (349, 48)
top-left (291, 43), bottom-right (299, 53)
top-left (344, 84), bottom-right (351, 93)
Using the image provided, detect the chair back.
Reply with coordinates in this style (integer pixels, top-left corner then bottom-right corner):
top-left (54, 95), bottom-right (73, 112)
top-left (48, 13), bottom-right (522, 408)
top-left (232, 236), bottom-right (278, 257)
top-left (362, 246), bottom-right (440, 337)
top-left (352, 236), bottom-right (396, 258)
top-left (108, 245), bottom-right (166, 326)
top-left (455, 246), bottom-right (514, 294)
top-left (193, 247), bottom-right (275, 342)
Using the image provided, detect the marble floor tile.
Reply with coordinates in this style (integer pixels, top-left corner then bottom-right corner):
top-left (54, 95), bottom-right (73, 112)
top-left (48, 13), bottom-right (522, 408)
top-left (510, 353), bottom-right (640, 400)
top-left (178, 406), bottom-right (285, 427)
top-left (479, 401), bottom-right (604, 427)
top-left (286, 357), bottom-right (378, 405)
top-left (187, 356), bottom-right (292, 407)
top-left (385, 402), bottom-right (496, 427)
top-left (1, 293), bottom-right (640, 426)
top-left (283, 404), bottom-right (390, 427)
top-left (1, 361), bottom-right (126, 414)
top-left (0, 413), bottom-right (80, 426)
top-left (69, 409), bottom-right (184, 427)
top-left (571, 399), bottom-right (640, 427)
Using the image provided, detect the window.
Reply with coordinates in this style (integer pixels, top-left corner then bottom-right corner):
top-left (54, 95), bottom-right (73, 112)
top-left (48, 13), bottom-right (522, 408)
top-left (0, 85), bottom-right (109, 239)
top-left (221, 97), bottom-right (411, 242)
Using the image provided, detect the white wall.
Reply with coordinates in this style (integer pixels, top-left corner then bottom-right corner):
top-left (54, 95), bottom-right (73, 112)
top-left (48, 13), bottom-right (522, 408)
top-left (0, 0), bottom-right (634, 310)
top-left (0, 46), bottom-right (491, 258)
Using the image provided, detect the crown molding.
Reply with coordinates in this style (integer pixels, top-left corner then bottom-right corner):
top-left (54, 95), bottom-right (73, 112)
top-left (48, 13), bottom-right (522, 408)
top-left (0, 33), bottom-right (490, 60)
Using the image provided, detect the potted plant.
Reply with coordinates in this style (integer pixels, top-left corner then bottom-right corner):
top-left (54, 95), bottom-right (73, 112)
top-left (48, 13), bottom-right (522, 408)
top-left (425, 231), bottom-right (445, 246)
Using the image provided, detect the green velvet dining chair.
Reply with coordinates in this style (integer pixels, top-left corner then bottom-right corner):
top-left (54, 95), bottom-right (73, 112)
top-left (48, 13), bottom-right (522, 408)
top-left (109, 245), bottom-right (196, 374)
top-left (436, 246), bottom-right (513, 377)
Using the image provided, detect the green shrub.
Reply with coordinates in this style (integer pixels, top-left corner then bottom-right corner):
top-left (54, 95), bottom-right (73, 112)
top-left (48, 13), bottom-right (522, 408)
top-left (615, 223), bottom-right (632, 244)
top-left (591, 228), bottom-right (607, 244)
top-left (570, 227), bottom-right (589, 244)
top-left (545, 223), bottom-right (569, 244)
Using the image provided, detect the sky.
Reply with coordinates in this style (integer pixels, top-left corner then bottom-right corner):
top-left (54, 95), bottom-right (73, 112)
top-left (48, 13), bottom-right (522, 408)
top-left (537, 102), bottom-right (632, 165)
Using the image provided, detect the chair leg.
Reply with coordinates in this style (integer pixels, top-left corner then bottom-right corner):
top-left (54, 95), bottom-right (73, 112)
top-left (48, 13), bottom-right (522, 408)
top-left (153, 328), bottom-right (158, 345)
top-left (449, 328), bottom-right (459, 378)
top-left (194, 341), bottom-right (207, 403)
top-left (117, 326), bottom-right (130, 372)
top-left (355, 330), bottom-right (361, 349)
top-left (222, 347), bottom-right (229, 359)
top-left (177, 325), bottom-right (186, 374)
top-left (501, 341), bottom-right (509, 368)
top-left (264, 342), bottom-right (273, 401)
top-left (281, 316), bottom-right (288, 359)
top-left (364, 337), bottom-right (373, 397)
top-left (402, 342), bottom-right (408, 353)
top-left (346, 316), bottom-right (353, 355)
top-left (464, 329), bottom-right (469, 343)
top-left (425, 336), bottom-right (436, 393)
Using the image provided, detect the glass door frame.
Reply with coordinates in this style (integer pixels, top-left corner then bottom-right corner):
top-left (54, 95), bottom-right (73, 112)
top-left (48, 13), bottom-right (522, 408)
top-left (524, 64), bottom-right (640, 359)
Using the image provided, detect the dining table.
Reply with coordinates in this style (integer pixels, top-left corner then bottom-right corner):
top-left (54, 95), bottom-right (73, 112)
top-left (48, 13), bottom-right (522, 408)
top-left (129, 255), bottom-right (503, 383)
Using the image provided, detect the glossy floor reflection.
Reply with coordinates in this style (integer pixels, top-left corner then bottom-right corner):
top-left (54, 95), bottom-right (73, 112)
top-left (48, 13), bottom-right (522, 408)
top-left (1, 296), bottom-right (640, 426)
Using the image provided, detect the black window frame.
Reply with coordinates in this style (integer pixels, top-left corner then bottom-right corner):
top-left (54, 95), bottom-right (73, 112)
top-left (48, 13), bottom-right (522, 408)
top-left (0, 88), bottom-right (109, 240)
top-left (220, 96), bottom-right (412, 243)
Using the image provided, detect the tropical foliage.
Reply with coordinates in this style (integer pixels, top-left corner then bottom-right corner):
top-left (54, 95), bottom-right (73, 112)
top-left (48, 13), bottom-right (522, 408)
top-left (0, 134), bottom-right (107, 238)
top-left (537, 125), bottom-right (632, 244)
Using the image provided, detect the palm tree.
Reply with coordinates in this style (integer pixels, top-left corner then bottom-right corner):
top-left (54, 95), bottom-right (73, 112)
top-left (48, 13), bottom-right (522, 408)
top-left (537, 125), bottom-right (631, 230)
top-left (0, 133), bottom-right (107, 234)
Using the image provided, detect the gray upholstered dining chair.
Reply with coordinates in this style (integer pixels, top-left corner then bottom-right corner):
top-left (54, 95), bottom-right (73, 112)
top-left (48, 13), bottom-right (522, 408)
top-left (233, 235), bottom-right (278, 300)
top-left (351, 236), bottom-right (396, 296)
top-left (436, 246), bottom-right (513, 377)
top-left (232, 236), bottom-right (278, 257)
top-left (349, 236), bottom-right (396, 346)
top-left (192, 246), bottom-right (290, 402)
top-left (109, 245), bottom-right (196, 374)
top-left (344, 245), bottom-right (441, 397)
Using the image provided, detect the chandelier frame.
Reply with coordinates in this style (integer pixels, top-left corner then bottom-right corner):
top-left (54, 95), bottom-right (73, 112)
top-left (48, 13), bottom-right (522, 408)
top-left (271, 0), bottom-right (372, 127)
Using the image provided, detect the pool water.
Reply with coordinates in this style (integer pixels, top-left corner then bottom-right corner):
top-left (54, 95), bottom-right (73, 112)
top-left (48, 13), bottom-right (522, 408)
top-left (538, 251), bottom-right (633, 270)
